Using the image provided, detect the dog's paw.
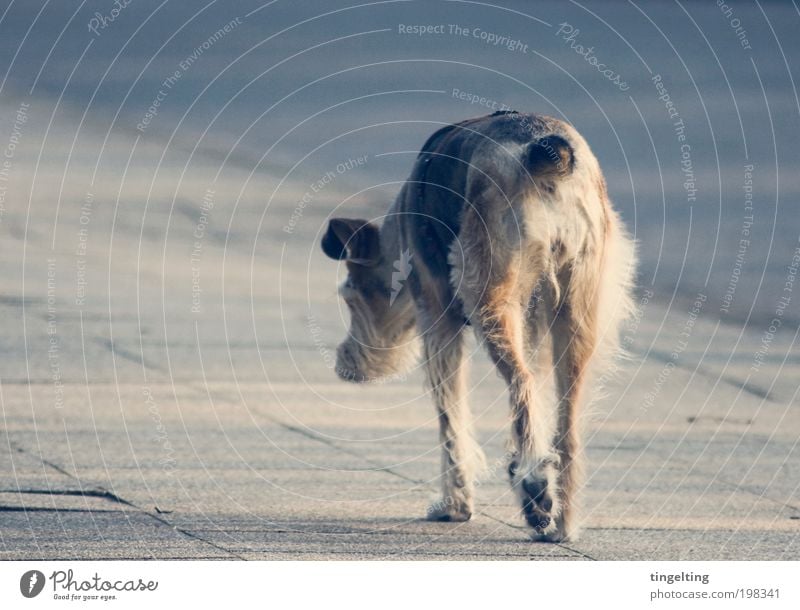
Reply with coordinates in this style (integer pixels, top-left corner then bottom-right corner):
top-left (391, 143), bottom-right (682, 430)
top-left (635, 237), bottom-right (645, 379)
top-left (511, 454), bottom-right (561, 533)
top-left (530, 521), bottom-right (575, 543)
top-left (530, 526), bottom-right (578, 543)
top-left (520, 475), bottom-right (558, 532)
top-left (426, 498), bottom-right (472, 522)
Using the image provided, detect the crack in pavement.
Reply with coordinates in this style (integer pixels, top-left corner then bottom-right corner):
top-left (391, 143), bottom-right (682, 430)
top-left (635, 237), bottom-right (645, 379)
top-left (256, 410), bottom-right (595, 560)
top-left (7, 442), bottom-right (245, 560)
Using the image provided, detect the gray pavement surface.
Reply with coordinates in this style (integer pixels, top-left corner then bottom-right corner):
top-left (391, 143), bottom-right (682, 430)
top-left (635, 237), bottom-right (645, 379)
top-left (0, 0), bottom-right (799, 560)
top-left (2, 296), bottom-right (798, 560)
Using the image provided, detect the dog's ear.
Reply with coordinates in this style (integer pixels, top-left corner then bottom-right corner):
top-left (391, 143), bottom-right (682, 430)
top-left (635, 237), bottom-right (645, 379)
top-left (321, 218), bottom-right (381, 266)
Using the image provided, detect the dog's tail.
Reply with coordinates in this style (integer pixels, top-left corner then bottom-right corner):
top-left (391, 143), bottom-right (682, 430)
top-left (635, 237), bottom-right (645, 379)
top-left (524, 135), bottom-right (574, 182)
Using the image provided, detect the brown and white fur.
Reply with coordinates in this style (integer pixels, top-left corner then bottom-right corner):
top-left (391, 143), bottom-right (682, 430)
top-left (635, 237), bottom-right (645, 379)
top-left (320, 112), bottom-right (635, 541)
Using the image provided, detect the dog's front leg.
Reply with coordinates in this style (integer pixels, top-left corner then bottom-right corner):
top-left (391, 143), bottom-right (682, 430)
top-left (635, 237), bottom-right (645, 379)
top-left (422, 313), bottom-right (483, 522)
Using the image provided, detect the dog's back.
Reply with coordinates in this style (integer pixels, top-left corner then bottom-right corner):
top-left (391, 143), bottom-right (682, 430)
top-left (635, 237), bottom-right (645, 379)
top-left (398, 111), bottom-right (633, 362)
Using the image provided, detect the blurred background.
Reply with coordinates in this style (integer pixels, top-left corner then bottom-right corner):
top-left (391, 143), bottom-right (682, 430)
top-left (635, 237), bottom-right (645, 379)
top-left (1, 1), bottom-right (798, 380)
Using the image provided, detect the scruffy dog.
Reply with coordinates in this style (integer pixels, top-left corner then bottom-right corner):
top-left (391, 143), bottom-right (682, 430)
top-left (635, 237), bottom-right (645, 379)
top-left (320, 111), bottom-right (635, 541)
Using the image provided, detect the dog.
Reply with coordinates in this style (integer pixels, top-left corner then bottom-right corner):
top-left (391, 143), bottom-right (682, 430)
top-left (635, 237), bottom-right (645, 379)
top-left (320, 111), bottom-right (635, 541)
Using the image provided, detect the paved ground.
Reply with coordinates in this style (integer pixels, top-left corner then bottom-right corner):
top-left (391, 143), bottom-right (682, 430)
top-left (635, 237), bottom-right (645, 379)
top-left (1, 0), bottom-right (799, 560)
top-left (1, 264), bottom-right (798, 560)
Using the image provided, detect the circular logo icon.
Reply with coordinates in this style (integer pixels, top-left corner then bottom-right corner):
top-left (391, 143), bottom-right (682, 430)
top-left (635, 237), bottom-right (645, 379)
top-left (20, 570), bottom-right (45, 598)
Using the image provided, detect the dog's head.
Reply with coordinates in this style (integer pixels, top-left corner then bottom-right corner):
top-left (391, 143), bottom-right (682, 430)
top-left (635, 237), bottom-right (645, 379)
top-left (321, 218), bottom-right (418, 383)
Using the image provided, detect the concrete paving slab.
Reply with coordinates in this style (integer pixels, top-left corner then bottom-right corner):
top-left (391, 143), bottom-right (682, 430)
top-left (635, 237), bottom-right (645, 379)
top-left (0, 511), bottom-right (234, 560)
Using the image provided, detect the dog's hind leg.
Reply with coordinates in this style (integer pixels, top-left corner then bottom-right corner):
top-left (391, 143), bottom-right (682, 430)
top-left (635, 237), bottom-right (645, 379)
top-left (470, 261), bottom-right (561, 535)
top-left (542, 265), bottom-right (599, 542)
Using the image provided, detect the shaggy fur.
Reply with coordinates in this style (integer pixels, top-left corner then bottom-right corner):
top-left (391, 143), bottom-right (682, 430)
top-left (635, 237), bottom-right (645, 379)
top-left (321, 111), bottom-right (635, 541)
